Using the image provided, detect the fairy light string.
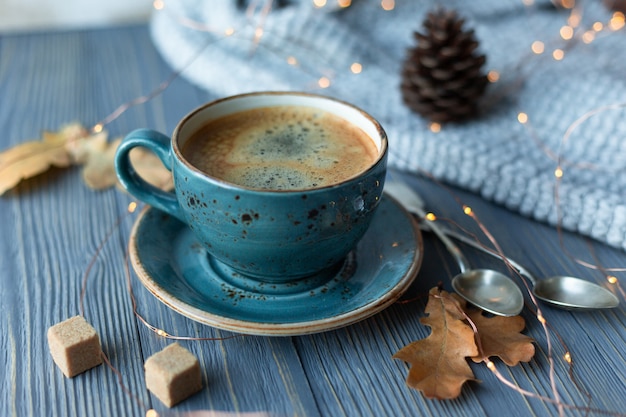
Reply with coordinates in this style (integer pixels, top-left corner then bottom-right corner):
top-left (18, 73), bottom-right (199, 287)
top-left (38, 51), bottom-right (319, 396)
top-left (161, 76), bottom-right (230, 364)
top-left (104, 0), bottom-right (624, 338)
top-left (435, 290), bottom-right (606, 416)
top-left (424, 205), bottom-right (565, 403)
top-left (551, 103), bottom-right (626, 291)
top-left (416, 170), bottom-right (622, 415)
top-left (80, 189), bottom-right (240, 342)
top-left (65, 0), bottom-right (625, 414)
top-left (515, 108), bottom-right (625, 293)
top-left (150, 0), bottom-right (402, 92)
top-left (442, 289), bottom-right (626, 417)
top-left (78, 202), bottom-right (241, 415)
top-left (585, 238), bottom-right (626, 300)
top-left (426, 1), bottom-right (626, 287)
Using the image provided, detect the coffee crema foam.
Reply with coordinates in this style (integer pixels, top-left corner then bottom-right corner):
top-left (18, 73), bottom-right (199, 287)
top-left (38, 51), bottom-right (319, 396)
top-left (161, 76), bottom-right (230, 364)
top-left (181, 106), bottom-right (379, 190)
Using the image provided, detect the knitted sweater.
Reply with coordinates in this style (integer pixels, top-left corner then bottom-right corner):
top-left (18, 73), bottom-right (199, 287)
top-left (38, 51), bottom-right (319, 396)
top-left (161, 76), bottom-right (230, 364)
top-left (150, 0), bottom-right (626, 250)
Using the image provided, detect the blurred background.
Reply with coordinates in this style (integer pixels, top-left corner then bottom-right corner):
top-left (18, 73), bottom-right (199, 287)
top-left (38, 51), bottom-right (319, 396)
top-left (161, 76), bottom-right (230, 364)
top-left (0, 0), bottom-right (153, 31)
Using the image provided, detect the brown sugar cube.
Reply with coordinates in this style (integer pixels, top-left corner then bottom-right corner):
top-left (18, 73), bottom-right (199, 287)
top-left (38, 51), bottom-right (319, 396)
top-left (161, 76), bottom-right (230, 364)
top-left (144, 343), bottom-right (202, 407)
top-left (47, 315), bottom-right (103, 378)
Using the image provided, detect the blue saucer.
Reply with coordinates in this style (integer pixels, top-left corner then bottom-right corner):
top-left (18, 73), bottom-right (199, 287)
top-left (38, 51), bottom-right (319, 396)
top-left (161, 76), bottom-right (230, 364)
top-left (129, 195), bottom-right (423, 336)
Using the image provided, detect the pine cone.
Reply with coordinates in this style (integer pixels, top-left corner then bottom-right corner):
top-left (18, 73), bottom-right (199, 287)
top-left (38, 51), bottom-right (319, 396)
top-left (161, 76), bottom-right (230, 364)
top-left (401, 8), bottom-right (488, 123)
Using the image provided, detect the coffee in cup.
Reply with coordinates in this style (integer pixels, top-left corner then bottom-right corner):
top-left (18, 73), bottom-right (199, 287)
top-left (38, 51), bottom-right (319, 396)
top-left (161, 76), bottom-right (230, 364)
top-left (181, 105), bottom-right (379, 191)
top-left (115, 92), bottom-right (388, 282)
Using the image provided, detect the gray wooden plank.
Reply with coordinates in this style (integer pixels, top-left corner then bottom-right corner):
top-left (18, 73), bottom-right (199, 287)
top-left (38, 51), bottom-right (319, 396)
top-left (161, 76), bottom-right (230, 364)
top-left (1, 24), bottom-right (625, 417)
top-left (0, 26), bottom-right (319, 416)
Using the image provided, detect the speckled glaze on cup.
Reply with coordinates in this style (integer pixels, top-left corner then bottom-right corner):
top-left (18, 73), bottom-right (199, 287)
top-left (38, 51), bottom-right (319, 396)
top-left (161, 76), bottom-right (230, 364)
top-left (115, 92), bottom-right (388, 282)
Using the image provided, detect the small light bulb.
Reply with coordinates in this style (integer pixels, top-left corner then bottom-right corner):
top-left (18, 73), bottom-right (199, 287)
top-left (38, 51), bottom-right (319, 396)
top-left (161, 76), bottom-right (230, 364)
top-left (463, 206), bottom-right (473, 216)
top-left (425, 212), bottom-right (437, 222)
top-left (318, 77), bottom-right (330, 88)
top-left (560, 25), bottom-right (574, 40)
top-left (568, 12), bottom-right (581, 28)
top-left (487, 70), bottom-right (500, 82)
top-left (381, 0), bottom-right (394, 11)
top-left (92, 123), bottom-right (104, 133)
top-left (610, 13), bottom-right (625, 30)
top-left (552, 49), bottom-right (565, 61)
top-left (153, 0), bottom-right (164, 10)
top-left (531, 41), bottom-right (545, 54)
top-left (128, 202), bottom-right (137, 213)
top-left (608, 275), bottom-right (618, 284)
top-left (563, 352), bottom-right (572, 363)
top-left (429, 122), bottom-right (441, 133)
top-left (554, 167), bottom-right (564, 178)
top-left (582, 31), bottom-right (595, 44)
top-left (517, 112), bottom-right (529, 124)
top-left (350, 62), bottom-right (362, 74)
top-left (287, 56), bottom-right (298, 66)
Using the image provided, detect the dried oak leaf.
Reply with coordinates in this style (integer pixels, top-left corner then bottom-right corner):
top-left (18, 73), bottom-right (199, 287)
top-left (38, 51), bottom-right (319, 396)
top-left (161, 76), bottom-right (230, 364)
top-left (124, 146), bottom-right (174, 191)
top-left (80, 137), bottom-right (121, 190)
top-left (72, 133), bottom-right (173, 191)
top-left (394, 287), bottom-right (479, 400)
top-left (0, 123), bottom-right (87, 195)
top-left (468, 310), bottom-right (535, 366)
top-left (82, 137), bottom-right (173, 191)
top-left (0, 122), bottom-right (173, 193)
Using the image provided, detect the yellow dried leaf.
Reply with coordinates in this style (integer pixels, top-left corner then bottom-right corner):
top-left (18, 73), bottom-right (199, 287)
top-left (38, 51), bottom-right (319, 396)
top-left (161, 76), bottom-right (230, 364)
top-left (127, 147), bottom-right (174, 191)
top-left (82, 138), bottom-right (121, 190)
top-left (0, 122), bottom-right (89, 195)
top-left (0, 122), bottom-right (173, 194)
top-left (43, 123), bottom-right (88, 145)
top-left (67, 130), bottom-right (109, 165)
top-left (82, 138), bottom-right (173, 191)
top-left (0, 140), bottom-right (71, 194)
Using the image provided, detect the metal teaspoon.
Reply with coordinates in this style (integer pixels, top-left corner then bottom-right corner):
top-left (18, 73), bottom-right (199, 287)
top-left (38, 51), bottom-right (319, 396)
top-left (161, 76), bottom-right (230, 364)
top-left (385, 178), bottom-right (620, 311)
top-left (384, 180), bottom-right (525, 316)
top-left (443, 230), bottom-right (620, 310)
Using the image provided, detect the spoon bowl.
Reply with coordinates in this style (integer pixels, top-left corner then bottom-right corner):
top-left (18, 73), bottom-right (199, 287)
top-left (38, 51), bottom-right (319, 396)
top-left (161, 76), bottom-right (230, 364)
top-left (384, 179), bottom-right (619, 314)
top-left (384, 180), bottom-right (525, 316)
top-left (445, 229), bottom-right (620, 311)
top-left (452, 269), bottom-right (525, 316)
top-left (533, 275), bottom-right (619, 310)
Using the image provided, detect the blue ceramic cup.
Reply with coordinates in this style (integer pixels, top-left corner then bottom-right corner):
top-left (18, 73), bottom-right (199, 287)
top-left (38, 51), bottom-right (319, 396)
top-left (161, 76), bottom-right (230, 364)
top-left (115, 92), bottom-right (388, 282)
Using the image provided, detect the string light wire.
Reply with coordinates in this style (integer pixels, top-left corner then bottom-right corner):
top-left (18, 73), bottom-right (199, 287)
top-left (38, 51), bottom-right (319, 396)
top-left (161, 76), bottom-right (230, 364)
top-left (62, 0), bottom-right (625, 413)
top-left (552, 102), bottom-right (626, 277)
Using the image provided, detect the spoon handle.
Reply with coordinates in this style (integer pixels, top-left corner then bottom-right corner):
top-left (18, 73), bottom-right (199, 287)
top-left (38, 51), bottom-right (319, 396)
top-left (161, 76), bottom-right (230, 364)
top-left (384, 180), bottom-right (471, 273)
top-left (441, 229), bottom-right (537, 285)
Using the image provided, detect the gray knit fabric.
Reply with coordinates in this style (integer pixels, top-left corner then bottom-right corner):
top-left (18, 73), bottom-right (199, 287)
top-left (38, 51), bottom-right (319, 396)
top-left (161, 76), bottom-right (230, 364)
top-left (150, 0), bottom-right (626, 250)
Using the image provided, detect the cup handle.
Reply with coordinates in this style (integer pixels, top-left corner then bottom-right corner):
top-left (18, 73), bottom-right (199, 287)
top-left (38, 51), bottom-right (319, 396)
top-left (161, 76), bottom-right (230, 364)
top-left (114, 128), bottom-right (185, 221)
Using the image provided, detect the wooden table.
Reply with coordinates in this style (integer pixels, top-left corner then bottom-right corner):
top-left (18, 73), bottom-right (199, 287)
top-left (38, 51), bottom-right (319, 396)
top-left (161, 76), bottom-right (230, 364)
top-left (1, 25), bottom-right (625, 417)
